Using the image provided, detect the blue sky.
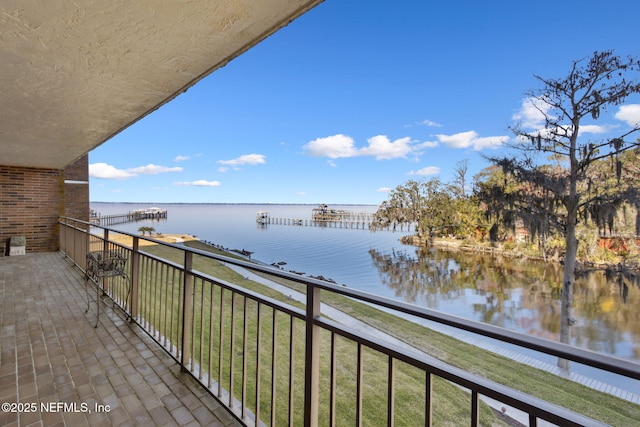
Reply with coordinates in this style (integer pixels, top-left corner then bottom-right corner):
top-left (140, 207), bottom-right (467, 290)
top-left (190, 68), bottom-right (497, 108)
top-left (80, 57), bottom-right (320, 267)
top-left (89, 0), bottom-right (640, 204)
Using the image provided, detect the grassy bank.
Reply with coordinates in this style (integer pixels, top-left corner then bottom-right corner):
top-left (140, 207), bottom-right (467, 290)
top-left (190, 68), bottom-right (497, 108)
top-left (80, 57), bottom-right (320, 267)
top-left (131, 240), bottom-right (501, 425)
top-left (129, 238), bottom-right (638, 425)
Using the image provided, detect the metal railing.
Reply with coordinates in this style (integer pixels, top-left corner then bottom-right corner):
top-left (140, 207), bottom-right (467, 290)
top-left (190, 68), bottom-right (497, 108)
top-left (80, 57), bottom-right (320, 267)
top-left (59, 217), bottom-right (640, 426)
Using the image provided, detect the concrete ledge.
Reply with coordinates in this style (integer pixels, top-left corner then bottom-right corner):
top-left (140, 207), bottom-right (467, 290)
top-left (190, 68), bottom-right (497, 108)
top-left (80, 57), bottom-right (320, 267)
top-left (9, 236), bottom-right (26, 256)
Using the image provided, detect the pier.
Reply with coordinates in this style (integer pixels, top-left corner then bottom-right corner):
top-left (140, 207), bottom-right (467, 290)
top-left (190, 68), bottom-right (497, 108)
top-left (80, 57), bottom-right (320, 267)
top-left (256, 205), bottom-right (413, 232)
top-left (91, 208), bottom-right (167, 226)
top-left (262, 216), bottom-right (374, 230)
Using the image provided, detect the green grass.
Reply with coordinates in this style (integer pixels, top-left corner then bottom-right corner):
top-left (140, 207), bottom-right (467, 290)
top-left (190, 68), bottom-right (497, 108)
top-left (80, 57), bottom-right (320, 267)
top-left (128, 240), bottom-right (638, 426)
top-left (252, 273), bottom-right (640, 426)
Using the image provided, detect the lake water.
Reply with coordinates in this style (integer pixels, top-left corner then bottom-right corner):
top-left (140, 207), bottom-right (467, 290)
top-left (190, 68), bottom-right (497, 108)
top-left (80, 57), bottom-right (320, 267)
top-left (91, 203), bottom-right (640, 388)
top-left (92, 203), bottom-right (406, 293)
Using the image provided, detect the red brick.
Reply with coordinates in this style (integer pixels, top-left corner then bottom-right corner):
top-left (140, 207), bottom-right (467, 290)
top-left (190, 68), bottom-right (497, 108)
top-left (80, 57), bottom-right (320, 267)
top-left (0, 155), bottom-right (89, 253)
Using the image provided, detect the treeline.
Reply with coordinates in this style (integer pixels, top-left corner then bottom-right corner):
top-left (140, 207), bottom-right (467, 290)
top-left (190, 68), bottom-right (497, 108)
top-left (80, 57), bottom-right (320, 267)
top-left (371, 148), bottom-right (640, 263)
top-left (372, 51), bottom-right (640, 348)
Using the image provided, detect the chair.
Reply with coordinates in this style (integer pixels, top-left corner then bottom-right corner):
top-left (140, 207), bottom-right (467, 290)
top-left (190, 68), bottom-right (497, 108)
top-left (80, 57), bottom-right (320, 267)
top-left (85, 250), bottom-right (131, 327)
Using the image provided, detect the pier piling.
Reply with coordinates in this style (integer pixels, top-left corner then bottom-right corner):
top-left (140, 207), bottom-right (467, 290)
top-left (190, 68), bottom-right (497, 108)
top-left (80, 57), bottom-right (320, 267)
top-left (91, 208), bottom-right (168, 226)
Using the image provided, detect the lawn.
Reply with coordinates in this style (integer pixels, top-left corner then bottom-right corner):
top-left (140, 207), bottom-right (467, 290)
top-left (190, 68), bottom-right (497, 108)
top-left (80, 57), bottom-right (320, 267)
top-left (120, 238), bottom-right (639, 426)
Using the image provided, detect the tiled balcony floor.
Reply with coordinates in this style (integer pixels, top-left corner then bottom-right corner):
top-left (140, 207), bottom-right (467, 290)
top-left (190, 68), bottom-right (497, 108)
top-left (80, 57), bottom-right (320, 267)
top-left (0, 253), bottom-right (241, 427)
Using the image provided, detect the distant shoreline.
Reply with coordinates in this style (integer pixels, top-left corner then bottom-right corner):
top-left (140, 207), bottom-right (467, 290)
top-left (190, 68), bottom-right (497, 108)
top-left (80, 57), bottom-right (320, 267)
top-left (107, 232), bottom-right (199, 247)
top-left (91, 201), bottom-right (379, 206)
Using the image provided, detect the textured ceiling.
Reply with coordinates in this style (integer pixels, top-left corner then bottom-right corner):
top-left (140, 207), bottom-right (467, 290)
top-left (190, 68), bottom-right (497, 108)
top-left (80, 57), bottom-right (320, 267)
top-left (0, 0), bottom-right (322, 169)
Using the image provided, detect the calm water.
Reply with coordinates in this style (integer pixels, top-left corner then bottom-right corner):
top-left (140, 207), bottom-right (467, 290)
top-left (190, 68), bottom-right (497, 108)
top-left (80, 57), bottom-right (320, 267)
top-left (91, 203), bottom-right (640, 369)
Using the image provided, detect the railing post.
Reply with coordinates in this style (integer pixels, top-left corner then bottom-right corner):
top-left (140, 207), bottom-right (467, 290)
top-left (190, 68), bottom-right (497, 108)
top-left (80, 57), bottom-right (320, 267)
top-left (130, 236), bottom-right (140, 319)
top-left (72, 219), bottom-right (78, 262)
top-left (181, 251), bottom-right (194, 371)
top-left (103, 229), bottom-right (109, 253)
top-left (73, 219), bottom-right (88, 269)
top-left (304, 285), bottom-right (321, 427)
top-left (59, 218), bottom-right (66, 254)
top-left (82, 223), bottom-right (88, 271)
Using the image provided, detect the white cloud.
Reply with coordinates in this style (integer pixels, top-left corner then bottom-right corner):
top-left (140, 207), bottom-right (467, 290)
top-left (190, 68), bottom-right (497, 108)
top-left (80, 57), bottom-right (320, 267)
top-left (377, 187), bottom-right (393, 193)
top-left (406, 119), bottom-right (443, 128)
top-left (436, 131), bottom-right (477, 149)
top-left (303, 134), bottom-right (358, 159)
top-left (436, 131), bottom-right (508, 151)
top-left (89, 163), bottom-right (136, 179)
top-left (410, 166), bottom-right (441, 176)
top-left (471, 135), bottom-right (510, 150)
top-left (359, 135), bottom-right (414, 160)
top-left (615, 104), bottom-right (640, 127)
top-left (174, 180), bottom-right (221, 187)
top-left (174, 155), bottom-right (190, 162)
top-left (513, 97), bottom-right (553, 129)
top-left (304, 134), bottom-right (416, 160)
top-left (218, 154), bottom-right (266, 166)
top-left (578, 124), bottom-right (613, 135)
top-left (419, 119), bottom-right (443, 127)
top-left (296, 191), bottom-right (307, 197)
top-left (89, 162), bottom-right (183, 179)
top-left (519, 122), bottom-right (614, 142)
top-left (304, 129), bottom-right (503, 162)
top-left (416, 140), bottom-right (439, 149)
top-left (127, 164), bottom-right (183, 175)
top-left (217, 166), bottom-right (229, 173)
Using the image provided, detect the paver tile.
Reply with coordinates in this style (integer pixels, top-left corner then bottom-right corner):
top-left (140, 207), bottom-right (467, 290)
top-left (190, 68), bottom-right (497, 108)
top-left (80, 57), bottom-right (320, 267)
top-left (0, 253), bottom-right (240, 427)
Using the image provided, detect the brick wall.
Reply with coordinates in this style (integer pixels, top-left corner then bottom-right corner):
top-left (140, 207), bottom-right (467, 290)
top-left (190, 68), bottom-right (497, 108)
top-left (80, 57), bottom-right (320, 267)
top-left (0, 165), bottom-right (64, 253)
top-left (64, 155), bottom-right (90, 222)
top-left (0, 155), bottom-right (89, 254)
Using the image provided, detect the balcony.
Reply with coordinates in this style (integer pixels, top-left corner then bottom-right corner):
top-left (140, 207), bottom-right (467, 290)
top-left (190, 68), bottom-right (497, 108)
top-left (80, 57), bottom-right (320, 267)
top-left (0, 251), bottom-right (240, 426)
top-left (1, 217), bottom-right (638, 426)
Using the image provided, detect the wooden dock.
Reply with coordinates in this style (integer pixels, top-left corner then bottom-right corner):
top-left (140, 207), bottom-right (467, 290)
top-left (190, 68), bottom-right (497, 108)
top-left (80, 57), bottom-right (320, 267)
top-left (91, 208), bottom-right (167, 226)
top-left (257, 207), bottom-right (413, 232)
top-left (256, 206), bottom-right (378, 229)
top-left (262, 216), bottom-right (374, 230)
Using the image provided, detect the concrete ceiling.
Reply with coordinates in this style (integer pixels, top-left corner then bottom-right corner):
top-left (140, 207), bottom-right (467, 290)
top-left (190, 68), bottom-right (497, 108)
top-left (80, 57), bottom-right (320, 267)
top-left (0, 0), bottom-right (323, 170)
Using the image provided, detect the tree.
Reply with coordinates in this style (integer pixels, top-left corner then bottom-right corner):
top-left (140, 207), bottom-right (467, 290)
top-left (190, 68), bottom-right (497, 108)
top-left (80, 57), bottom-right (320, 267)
top-left (584, 145), bottom-right (640, 237)
top-left (371, 180), bottom-right (424, 234)
top-left (486, 50), bottom-right (640, 364)
top-left (371, 178), bottom-right (456, 241)
top-left (473, 165), bottom-right (523, 243)
top-left (450, 195), bottom-right (486, 240)
top-left (452, 159), bottom-right (469, 197)
top-left (138, 226), bottom-right (156, 236)
top-left (622, 145), bottom-right (640, 235)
